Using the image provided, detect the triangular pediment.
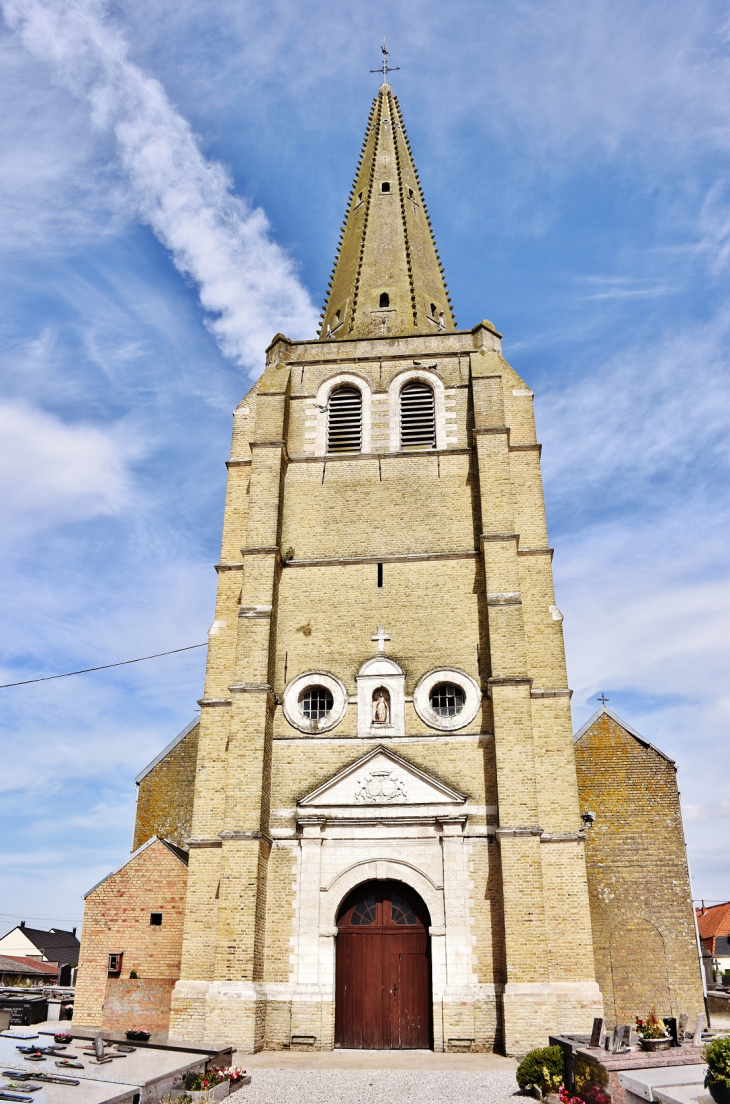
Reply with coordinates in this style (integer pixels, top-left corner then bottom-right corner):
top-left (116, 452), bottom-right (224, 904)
top-left (299, 746), bottom-right (465, 807)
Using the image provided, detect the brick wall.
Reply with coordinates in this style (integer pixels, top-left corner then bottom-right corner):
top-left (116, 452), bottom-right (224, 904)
top-left (574, 711), bottom-right (704, 1026)
top-left (133, 724), bottom-right (199, 851)
top-left (74, 838), bottom-right (188, 1030)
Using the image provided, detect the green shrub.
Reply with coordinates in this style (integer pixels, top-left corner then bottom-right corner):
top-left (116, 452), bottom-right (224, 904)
top-left (516, 1046), bottom-right (565, 1094)
top-left (703, 1037), bottom-right (730, 1089)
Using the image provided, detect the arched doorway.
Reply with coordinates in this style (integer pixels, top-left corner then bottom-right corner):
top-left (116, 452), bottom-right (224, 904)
top-left (335, 879), bottom-right (431, 1049)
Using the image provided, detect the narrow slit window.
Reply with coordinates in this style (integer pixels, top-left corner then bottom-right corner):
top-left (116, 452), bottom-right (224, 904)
top-left (381, 181), bottom-right (391, 193)
top-left (379, 292), bottom-right (390, 308)
top-left (377, 563), bottom-right (383, 587)
top-left (400, 381), bottom-right (436, 450)
top-left (327, 386), bottom-right (362, 453)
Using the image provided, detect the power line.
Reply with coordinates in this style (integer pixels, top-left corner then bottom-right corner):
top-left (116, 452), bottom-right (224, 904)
top-left (0, 914), bottom-right (82, 923)
top-left (0, 644), bottom-right (208, 690)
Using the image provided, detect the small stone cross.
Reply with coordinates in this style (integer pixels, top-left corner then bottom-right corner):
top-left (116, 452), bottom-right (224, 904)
top-left (597, 693), bottom-right (610, 706)
top-left (371, 626), bottom-right (391, 654)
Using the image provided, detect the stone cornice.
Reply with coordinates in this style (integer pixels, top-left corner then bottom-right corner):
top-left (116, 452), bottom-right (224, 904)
top-left (488, 676), bottom-right (533, 687)
top-left (219, 829), bottom-right (273, 846)
top-left (287, 448), bottom-right (471, 464)
top-left (197, 698), bottom-right (232, 707)
top-left (284, 549), bottom-right (478, 568)
top-left (487, 592), bottom-right (522, 606)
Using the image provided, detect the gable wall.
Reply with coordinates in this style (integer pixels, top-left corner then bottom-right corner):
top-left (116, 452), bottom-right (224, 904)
top-left (74, 840), bottom-right (188, 1031)
top-left (0, 929), bottom-right (43, 959)
top-left (574, 712), bottom-right (704, 1025)
top-left (133, 724), bottom-right (199, 852)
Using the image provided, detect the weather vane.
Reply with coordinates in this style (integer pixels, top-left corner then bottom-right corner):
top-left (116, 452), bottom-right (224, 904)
top-left (370, 39), bottom-right (400, 83)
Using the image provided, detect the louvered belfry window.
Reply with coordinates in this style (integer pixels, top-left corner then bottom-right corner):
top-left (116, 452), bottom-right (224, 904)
top-left (327, 386), bottom-right (362, 453)
top-left (400, 381), bottom-right (436, 449)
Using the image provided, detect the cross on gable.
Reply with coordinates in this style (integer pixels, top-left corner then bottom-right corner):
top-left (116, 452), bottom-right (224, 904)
top-left (597, 693), bottom-right (610, 706)
top-left (371, 626), bottom-right (391, 653)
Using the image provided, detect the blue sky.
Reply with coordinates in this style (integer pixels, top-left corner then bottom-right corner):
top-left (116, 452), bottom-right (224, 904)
top-left (1, 0), bottom-right (729, 935)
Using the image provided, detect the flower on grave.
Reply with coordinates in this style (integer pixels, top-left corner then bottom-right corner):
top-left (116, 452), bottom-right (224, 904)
top-left (219, 1067), bottom-right (247, 1085)
top-left (558, 1086), bottom-right (583, 1104)
top-left (635, 1009), bottom-right (668, 1040)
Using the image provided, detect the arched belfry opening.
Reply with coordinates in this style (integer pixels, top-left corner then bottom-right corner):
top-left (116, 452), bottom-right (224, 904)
top-left (335, 879), bottom-right (431, 1050)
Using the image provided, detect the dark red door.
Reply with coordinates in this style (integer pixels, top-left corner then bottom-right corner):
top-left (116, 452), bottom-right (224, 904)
top-left (335, 880), bottom-right (431, 1049)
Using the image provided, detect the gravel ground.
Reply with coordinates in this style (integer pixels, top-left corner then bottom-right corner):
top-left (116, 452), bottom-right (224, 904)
top-left (242, 1067), bottom-right (521, 1104)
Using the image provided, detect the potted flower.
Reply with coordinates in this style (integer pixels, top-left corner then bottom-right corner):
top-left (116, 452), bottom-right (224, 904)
top-left (53, 1033), bottom-right (73, 1044)
top-left (125, 1028), bottom-right (151, 1042)
top-left (635, 1009), bottom-right (672, 1052)
top-left (703, 1036), bottom-right (730, 1104)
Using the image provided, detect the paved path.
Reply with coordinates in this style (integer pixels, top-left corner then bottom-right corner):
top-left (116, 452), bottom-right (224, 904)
top-left (236, 1051), bottom-right (520, 1104)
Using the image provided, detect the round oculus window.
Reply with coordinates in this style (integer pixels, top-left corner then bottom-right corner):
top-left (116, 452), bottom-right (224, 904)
top-left (412, 668), bottom-right (482, 731)
top-left (429, 682), bottom-right (465, 717)
top-left (300, 685), bottom-right (334, 720)
top-left (283, 671), bottom-right (348, 734)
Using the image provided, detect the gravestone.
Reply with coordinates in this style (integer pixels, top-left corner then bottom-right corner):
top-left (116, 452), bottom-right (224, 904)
top-left (693, 1013), bottom-right (704, 1045)
top-left (590, 1018), bottom-right (604, 1048)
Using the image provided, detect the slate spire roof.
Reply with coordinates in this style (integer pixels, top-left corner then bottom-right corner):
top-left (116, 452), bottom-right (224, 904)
top-left (319, 82), bottom-right (455, 341)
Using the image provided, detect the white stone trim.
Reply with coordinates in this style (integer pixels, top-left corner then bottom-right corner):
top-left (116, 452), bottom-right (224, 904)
top-left (282, 670), bottom-right (348, 734)
top-left (413, 668), bottom-right (482, 731)
top-left (311, 373), bottom-right (373, 457)
top-left (387, 368), bottom-right (448, 452)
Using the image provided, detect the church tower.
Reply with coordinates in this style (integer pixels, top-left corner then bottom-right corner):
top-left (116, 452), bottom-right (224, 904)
top-left (169, 79), bottom-right (603, 1056)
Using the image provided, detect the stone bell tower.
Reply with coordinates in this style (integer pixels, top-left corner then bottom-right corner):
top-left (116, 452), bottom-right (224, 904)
top-left (169, 78), bottom-right (603, 1056)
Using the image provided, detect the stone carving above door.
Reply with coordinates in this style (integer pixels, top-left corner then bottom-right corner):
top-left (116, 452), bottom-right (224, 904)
top-left (298, 746), bottom-right (465, 809)
top-left (354, 768), bottom-right (407, 803)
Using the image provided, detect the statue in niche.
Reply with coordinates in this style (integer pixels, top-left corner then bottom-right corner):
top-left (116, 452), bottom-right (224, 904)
top-left (372, 689), bottom-right (390, 724)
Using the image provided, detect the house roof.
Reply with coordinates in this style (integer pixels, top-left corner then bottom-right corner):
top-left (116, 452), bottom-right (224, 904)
top-left (135, 716), bottom-right (199, 785)
top-left (696, 901), bottom-right (730, 940)
top-left (573, 706), bottom-right (675, 765)
top-left (1, 926), bottom-right (80, 965)
top-left (84, 835), bottom-right (189, 899)
top-left (0, 955), bottom-right (58, 976)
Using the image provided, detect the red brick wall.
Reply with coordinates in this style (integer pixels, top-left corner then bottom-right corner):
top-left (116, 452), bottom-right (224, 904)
top-left (102, 979), bottom-right (177, 1032)
top-left (74, 839), bottom-right (188, 1028)
top-left (575, 713), bottom-right (704, 1026)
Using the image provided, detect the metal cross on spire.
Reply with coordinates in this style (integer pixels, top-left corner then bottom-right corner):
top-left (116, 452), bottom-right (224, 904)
top-left (597, 693), bottom-right (610, 706)
top-left (370, 39), bottom-right (400, 83)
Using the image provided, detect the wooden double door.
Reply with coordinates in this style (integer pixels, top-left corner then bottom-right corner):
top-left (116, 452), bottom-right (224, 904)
top-left (335, 880), bottom-right (431, 1049)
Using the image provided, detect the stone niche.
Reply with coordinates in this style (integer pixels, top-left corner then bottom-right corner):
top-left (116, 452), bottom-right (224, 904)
top-left (356, 655), bottom-right (406, 738)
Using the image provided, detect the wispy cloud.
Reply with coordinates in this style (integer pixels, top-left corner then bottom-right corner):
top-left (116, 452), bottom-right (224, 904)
top-left (576, 275), bottom-right (677, 301)
top-left (0, 400), bottom-right (140, 534)
top-left (2, 0), bottom-right (318, 371)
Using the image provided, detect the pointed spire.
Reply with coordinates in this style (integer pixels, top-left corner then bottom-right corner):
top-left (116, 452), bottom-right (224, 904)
top-left (319, 84), bottom-right (456, 340)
